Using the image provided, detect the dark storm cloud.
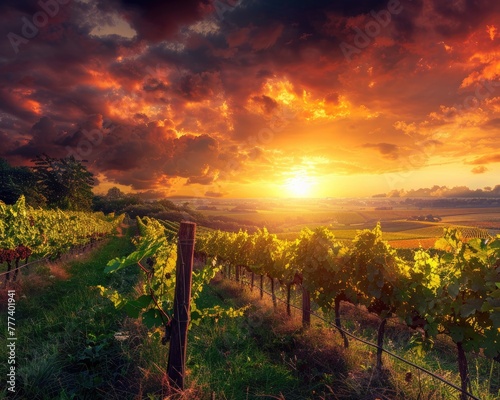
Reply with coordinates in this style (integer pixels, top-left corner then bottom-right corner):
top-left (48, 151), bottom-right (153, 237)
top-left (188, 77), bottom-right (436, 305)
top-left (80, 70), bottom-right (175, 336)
top-left (0, 0), bottom-right (499, 193)
top-left (0, 131), bottom-right (15, 155)
top-left (251, 95), bottom-right (279, 114)
top-left (101, 0), bottom-right (211, 41)
top-left (178, 71), bottom-right (222, 101)
top-left (87, 122), bottom-right (227, 189)
top-left (432, 0), bottom-right (500, 38)
top-left (0, 88), bottom-right (38, 122)
top-left (10, 116), bottom-right (66, 158)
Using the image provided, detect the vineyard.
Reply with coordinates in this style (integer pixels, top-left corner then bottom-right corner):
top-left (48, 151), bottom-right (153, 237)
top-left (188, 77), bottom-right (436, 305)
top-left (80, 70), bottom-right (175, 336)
top-left (195, 224), bottom-right (499, 396)
top-left (0, 196), bottom-right (123, 284)
top-left (2, 203), bottom-right (499, 399)
top-left (101, 216), bottom-right (244, 339)
top-left (98, 215), bottom-right (500, 399)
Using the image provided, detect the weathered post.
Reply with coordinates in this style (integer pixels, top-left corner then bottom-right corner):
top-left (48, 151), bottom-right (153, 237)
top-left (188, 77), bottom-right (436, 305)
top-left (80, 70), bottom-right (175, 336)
top-left (302, 286), bottom-right (310, 328)
top-left (167, 221), bottom-right (196, 391)
top-left (286, 283), bottom-right (292, 317)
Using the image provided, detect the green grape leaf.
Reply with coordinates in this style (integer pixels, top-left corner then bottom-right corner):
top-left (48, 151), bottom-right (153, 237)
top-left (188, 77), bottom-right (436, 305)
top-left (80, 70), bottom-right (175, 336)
top-left (460, 299), bottom-right (484, 318)
top-left (447, 283), bottom-right (460, 298)
top-left (449, 327), bottom-right (464, 343)
top-left (123, 295), bottom-right (153, 319)
top-left (434, 238), bottom-right (450, 251)
top-left (490, 312), bottom-right (500, 329)
top-left (105, 242), bottom-right (163, 273)
top-left (142, 308), bottom-right (164, 329)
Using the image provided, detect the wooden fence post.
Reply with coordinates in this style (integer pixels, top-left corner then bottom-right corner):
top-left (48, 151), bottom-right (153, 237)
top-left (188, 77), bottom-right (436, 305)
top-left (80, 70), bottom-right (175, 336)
top-left (167, 221), bottom-right (196, 391)
top-left (270, 277), bottom-right (277, 309)
top-left (286, 283), bottom-right (292, 317)
top-left (302, 286), bottom-right (311, 328)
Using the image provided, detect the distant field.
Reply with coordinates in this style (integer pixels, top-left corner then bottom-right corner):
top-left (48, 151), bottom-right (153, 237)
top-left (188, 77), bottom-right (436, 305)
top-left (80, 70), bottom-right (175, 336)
top-left (441, 212), bottom-right (500, 233)
top-left (201, 209), bottom-right (365, 225)
top-left (200, 206), bottom-right (500, 226)
top-left (198, 205), bottom-right (500, 248)
top-left (276, 224), bottom-right (445, 242)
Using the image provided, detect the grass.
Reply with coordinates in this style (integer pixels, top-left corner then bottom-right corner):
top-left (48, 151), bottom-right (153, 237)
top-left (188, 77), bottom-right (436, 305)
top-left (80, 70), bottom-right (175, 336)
top-left (199, 274), bottom-right (500, 400)
top-left (1, 226), bottom-right (498, 399)
top-left (187, 282), bottom-right (303, 399)
top-left (0, 232), bottom-right (139, 399)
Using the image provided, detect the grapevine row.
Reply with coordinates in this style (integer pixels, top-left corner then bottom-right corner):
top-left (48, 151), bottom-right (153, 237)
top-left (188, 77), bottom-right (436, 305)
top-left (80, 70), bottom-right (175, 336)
top-left (100, 216), bottom-right (245, 344)
top-left (195, 224), bottom-right (500, 399)
top-left (0, 196), bottom-right (123, 281)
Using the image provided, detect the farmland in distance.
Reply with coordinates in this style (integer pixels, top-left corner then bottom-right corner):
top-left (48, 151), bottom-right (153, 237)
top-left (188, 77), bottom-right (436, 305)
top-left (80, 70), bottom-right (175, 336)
top-left (190, 197), bottom-right (500, 248)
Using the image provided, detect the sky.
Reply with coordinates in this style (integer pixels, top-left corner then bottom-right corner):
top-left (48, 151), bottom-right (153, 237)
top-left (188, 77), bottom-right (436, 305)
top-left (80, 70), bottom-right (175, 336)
top-left (0, 0), bottom-right (499, 198)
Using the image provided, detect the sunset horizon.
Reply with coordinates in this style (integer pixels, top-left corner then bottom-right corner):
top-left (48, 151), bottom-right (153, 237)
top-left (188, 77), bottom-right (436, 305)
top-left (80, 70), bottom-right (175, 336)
top-left (1, 2), bottom-right (500, 396)
top-left (1, 0), bottom-right (500, 199)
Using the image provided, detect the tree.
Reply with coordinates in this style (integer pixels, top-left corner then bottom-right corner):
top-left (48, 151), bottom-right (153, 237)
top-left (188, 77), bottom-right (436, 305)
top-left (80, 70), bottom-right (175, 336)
top-left (32, 155), bottom-right (94, 211)
top-left (0, 158), bottom-right (46, 207)
top-left (106, 187), bottom-right (125, 199)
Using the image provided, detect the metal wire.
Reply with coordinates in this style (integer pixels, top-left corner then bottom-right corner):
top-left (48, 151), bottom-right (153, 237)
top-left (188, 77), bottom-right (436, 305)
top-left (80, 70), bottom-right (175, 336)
top-left (0, 257), bottom-right (47, 278)
top-left (0, 240), bottom-right (105, 279)
top-left (225, 272), bottom-right (481, 400)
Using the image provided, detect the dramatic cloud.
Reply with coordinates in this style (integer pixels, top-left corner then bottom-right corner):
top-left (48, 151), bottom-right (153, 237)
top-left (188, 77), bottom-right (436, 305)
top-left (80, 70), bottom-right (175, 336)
top-left (469, 154), bottom-right (500, 165)
top-left (379, 185), bottom-right (500, 198)
top-left (0, 0), bottom-right (499, 197)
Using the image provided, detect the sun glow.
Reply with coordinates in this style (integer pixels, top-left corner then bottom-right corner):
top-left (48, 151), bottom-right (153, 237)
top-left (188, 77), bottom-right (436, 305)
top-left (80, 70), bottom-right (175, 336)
top-left (284, 174), bottom-right (315, 198)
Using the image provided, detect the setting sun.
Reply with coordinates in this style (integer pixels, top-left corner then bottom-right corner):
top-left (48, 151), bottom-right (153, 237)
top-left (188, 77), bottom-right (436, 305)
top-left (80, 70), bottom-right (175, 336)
top-left (1, 1), bottom-right (499, 200)
top-left (284, 174), bottom-right (315, 198)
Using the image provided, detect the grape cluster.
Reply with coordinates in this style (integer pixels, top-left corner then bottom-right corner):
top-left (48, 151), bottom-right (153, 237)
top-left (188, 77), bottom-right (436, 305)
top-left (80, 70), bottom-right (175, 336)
top-left (0, 245), bottom-right (32, 263)
top-left (15, 244), bottom-right (32, 260)
top-left (0, 249), bottom-right (18, 263)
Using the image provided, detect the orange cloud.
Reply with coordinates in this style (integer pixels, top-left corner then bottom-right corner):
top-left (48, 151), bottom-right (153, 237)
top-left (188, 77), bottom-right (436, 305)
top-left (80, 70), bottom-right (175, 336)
top-left (487, 25), bottom-right (497, 40)
top-left (468, 154), bottom-right (500, 164)
top-left (471, 166), bottom-right (488, 174)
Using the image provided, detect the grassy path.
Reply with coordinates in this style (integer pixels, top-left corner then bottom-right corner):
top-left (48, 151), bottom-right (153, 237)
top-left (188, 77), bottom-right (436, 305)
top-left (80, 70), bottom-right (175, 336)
top-left (0, 233), bottom-right (138, 400)
top-left (187, 278), bottom-right (304, 400)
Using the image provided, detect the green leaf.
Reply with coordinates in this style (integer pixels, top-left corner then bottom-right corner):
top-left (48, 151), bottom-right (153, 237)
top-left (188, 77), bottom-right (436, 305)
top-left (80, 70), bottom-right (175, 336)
top-left (142, 309), bottom-right (163, 329)
top-left (460, 299), bottom-right (483, 318)
top-left (95, 285), bottom-right (126, 309)
top-left (488, 239), bottom-right (500, 250)
top-left (447, 283), bottom-right (460, 298)
top-left (434, 238), bottom-right (450, 251)
top-left (449, 327), bottom-right (464, 343)
top-left (123, 295), bottom-right (153, 319)
top-left (104, 242), bottom-right (163, 273)
top-left (490, 312), bottom-right (500, 329)
top-left (123, 302), bottom-right (142, 319)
